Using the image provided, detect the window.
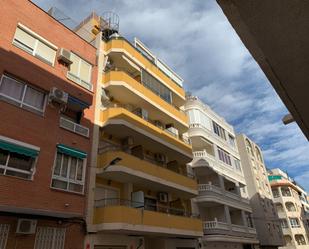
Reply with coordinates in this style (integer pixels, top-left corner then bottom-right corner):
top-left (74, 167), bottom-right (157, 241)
top-left (0, 224), bottom-right (10, 249)
top-left (280, 219), bottom-right (289, 228)
top-left (51, 144), bottom-right (87, 194)
top-left (212, 121), bottom-right (226, 140)
top-left (67, 53), bottom-right (92, 90)
top-left (284, 235), bottom-right (292, 246)
top-left (34, 227), bottom-right (65, 249)
top-left (245, 139), bottom-right (254, 156)
top-left (217, 147), bottom-right (231, 166)
top-left (275, 203), bottom-right (284, 213)
top-left (289, 218), bottom-right (300, 228)
top-left (295, 234), bottom-right (306, 245)
top-left (141, 69), bottom-right (172, 104)
top-left (255, 146), bottom-right (263, 162)
top-left (187, 109), bottom-right (211, 130)
top-left (0, 74), bottom-right (46, 114)
top-left (234, 158), bottom-right (242, 171)
top-left (0, 138), bottom-right (39, 180)
top-left (94, 186), bottom-right (119, 207)
top-left (13, 25), bottom-right (57, 66)
top-left (281, 187), bottom-right (291, 197)
top-left (285, 202), bottom-right (297, 212)
top-left (228, 134), bottom-right (236, 147)
top-left (272, 188), bottom-right (280, 198)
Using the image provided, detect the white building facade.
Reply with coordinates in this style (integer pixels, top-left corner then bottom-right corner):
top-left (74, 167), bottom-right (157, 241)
top-left (185, 96), bottom-right (259, 249)
top-left (237, 134), bottom-right (284, 249)
top-left (269, 168), bottom-right (309, 249)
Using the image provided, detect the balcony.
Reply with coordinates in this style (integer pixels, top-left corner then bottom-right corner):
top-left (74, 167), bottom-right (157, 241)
top-left (97, 150), bottom-right (197, 196)
top-left (196, 184), bottom-right (251, 211)
top-left (192, 150), bottom-right (245, 185)
top-left (104, 38), bottom-right (186, 104)
top-left (59, 116), bottom-right (89, 137)
top-left (93, 198), bottom-right (203, 237)
top-left (189, 122), bottom-right (238, 154)
top-left (203, 221), bottom-right (257, 243)
top-left (100, 107), bottom-right (192, 155)
top-left (102, 71), bottom-right (188, 132)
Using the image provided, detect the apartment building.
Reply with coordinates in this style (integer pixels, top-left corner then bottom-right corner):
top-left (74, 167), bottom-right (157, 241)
top-left (56, 11), bottom-right (204, 249)
top-left (268, 169), bottom-right (309, 248)
top-left (237, 134), bottom-right (284, 249)
top-left (0, 1), bottom-right (98, 249)
top-left (185, 96), bottom-right (259, 249)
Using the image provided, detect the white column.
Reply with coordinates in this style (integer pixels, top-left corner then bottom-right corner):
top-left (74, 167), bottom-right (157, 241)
top-left (218, 174), bottom-right (225, 190)
top-left (224, 205), bottom-right (231, 224)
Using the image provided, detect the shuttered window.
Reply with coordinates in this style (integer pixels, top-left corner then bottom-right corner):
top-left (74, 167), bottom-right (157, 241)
top-left (13, 26), bottom-right (56, 66)
top-left (67, 53), bottom-right (92, 90)
top-left (0, 224), bottom-right (10, 249)
top-left (34, 227), bottom-right (65, 249)
top-left (0, 74), bottom-right (46, 115)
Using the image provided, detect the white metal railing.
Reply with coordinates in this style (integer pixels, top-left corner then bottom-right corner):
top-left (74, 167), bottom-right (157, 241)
top-left (248, 227), bottom-right (257, 234)
top-left (198, 184), bottom-right (250, 205)
top-left (203, 221), bottom-right (229, 230)
top-left (198, 184), bottom-right (222, 194)
top-left (231, 224), bottom-right (247, 233)
top-left (60, 117), bottom-right (89, 137)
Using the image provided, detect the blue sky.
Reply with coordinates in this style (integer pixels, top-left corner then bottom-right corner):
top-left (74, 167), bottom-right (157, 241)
top-left (33, 0), bottom-right (309, 191)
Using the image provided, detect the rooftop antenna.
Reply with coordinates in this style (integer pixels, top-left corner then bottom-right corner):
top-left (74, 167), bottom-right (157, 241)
top-left (100, 11), bottom-right (119, 41)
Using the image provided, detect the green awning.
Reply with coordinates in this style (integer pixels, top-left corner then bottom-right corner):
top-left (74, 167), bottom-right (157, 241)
top-left (57, 144), bottom-right (87, 159)
top-left (0, 140), bottom-right (39, 158)
top-left (268, 175), bottom-right (282, 181)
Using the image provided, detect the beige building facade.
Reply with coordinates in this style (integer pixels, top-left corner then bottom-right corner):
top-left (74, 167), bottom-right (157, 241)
top-left (237, 134), bottom-right (284, 249)
top-left (185, 96), bottom-right (259, 249)
top-left (269, 169), bottom-right (309, 249)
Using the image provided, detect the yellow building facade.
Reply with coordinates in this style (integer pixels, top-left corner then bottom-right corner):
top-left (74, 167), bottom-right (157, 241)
top-left (77, 12), bottom-right (203, 249)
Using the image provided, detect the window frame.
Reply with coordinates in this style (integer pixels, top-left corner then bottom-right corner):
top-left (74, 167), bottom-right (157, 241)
top-left (289, 218), bottom-right (301, 228)
top-left (12, 24), bottom-right (57, 66)
top-left (67, 52), bottom-right (93, 91)
top-left (212, 121), bottom-right (226, 140)
top-left (51, 151), bottom-right (87, 194)
top-left (217, 146), bottom-right (232, 166)
top-left (0, 74), bottom-right (47, 115)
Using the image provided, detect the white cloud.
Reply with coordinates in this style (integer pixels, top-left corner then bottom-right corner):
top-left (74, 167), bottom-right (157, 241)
top-left (32, 0), bottom-right (309, 190)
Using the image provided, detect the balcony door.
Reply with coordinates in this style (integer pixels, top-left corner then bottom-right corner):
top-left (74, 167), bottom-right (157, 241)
top-left (95, 185), bottom-right (119, 207)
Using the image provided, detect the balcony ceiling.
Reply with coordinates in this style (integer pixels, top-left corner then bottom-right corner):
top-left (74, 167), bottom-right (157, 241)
top-left (217, 0), bottom-right (309, 140)
top-left (101, 123), bottom-right (192, 164)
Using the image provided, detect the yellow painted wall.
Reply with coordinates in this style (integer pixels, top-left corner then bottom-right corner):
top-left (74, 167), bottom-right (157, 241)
top-left (102, 71), bottom-right (188, 125)
top-left (100, 108), bottom-right (192, 154)
top-left (97, 150), bottom-right (197, 191)
top-left (104, 39), bottom-right (185, 100)
top-left (93, 206), bottom-right (202, 233)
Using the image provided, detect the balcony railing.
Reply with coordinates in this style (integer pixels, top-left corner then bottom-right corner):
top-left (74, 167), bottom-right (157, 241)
top-left (99, 147), bottom-right (195, 179)
top-left (108, 103), bottom-right (191, 145)
top-left (59, 117), bottom-right (89, 137)
top-left (95, 198), bottom-right (199, 218)
top-left (198, 184), bottom-right (250, 204)
top-left (203, 220), bottom-right (256, 235)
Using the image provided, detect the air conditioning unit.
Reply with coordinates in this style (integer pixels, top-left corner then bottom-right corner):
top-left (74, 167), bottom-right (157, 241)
top-left (57, 48), bottom-right (72, 65)
top-left (49, 87), bottom-right (69, 104)
top-left (158, 192), bottom-right (168, 203)
top-left (154, 153), bottom-right (166, 164)
top-left (101, 88), bottom-right (110, 106)
top-left (16, 219), bottom-right (37, 234)
top-left (165, 124), bottom-right (179, 137)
